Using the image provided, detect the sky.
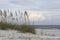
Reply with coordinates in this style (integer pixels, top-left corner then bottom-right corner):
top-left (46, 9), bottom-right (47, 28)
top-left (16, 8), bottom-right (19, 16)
top-left (0, 0), bottom-right (60, 25)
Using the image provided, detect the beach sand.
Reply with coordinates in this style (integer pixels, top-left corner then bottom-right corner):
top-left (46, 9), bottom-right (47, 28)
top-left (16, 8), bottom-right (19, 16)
top-left (0, 29), bottom-right (60, 40)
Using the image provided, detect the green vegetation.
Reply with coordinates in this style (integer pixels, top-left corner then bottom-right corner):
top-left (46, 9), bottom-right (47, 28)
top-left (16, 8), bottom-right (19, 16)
top-left (19, 25), bottom-right (36, 34)
top-left (0, 22), bottom-right (36, 34)
top-left (0, 22), bottom-right (13, 30)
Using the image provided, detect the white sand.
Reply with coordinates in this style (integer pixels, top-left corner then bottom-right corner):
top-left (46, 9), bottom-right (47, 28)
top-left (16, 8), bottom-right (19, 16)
top-left (0, 29), bottom-right (60, 40)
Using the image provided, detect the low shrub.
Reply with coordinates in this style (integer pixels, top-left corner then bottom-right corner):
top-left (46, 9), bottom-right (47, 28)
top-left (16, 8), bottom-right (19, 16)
top-left (20, 25), bottom-right (36, 34)
top-left (0, 22), bottom-right (36, 34)
top-left (0, 22), bottom-right (8, 30)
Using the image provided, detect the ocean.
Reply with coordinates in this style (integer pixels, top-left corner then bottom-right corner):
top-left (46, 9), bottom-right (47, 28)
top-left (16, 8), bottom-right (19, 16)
top-left (33, 25), bottom-right (60, 29)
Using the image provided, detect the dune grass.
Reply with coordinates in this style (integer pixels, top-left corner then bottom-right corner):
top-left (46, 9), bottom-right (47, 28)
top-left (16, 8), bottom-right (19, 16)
top-left (0, 22), bottom-right (36, 34)
top-left (19, 25), bottom-right (36, 34)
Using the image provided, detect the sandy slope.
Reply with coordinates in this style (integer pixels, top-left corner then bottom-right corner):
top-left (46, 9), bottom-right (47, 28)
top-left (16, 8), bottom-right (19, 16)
top-left (0, 29), bottom-right (60, 40)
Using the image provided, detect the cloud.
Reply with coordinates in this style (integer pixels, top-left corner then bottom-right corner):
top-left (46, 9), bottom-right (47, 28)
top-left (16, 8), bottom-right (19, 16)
top-left (10, 0), bottom-right (40, 10)
top-left (0, 0), bottom-right (8, 3)
top-left (8, 3), bottom-right (20, 8)
top-left (0, 0), bottom-right (60, 11)
top-left (10, 0), bottom-right (60, 11)
top-left (27, 11), bottom-right (45, 21)
top-left (0, 0), bottom-right (9, 8)
top-left (0, 0), bottom-right (7, 2)
top-left (29, 13), bottom-right (45, 21)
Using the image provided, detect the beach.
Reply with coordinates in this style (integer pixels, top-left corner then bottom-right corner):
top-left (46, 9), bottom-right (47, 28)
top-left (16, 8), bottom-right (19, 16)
top-left (0, 29), bottom-right (60, 40)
